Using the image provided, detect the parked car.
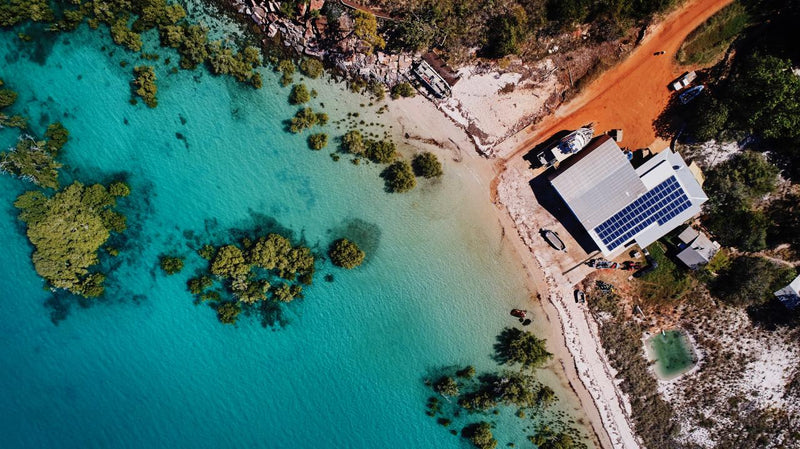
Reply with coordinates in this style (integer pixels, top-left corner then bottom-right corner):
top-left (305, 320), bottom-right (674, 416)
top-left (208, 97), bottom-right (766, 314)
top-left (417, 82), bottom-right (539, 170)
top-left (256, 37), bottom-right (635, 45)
top-left (670, 71), bottom-right (697, 91)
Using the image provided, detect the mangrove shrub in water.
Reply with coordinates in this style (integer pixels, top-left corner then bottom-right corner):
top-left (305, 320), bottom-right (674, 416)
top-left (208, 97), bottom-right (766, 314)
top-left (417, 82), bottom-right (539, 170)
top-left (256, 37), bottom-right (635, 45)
top-left (308, 133), bottom-right (328, 150)
top-left (381, 160), bottom-right (416, 193)
top-left (289, 83), bottom-right (311, 104)
top-left (132, 66), bottom-right (158, 108)
top-left (13, 181), bottom-right (129, 297)
top-left (494, 327), bottom-right (553, 370)
top-left (412, 152), bottom-right (443, 178)
top-left (328, 238), bottom-right (365, 269)
top-left (159, 255), bottom-right (185, 275)
top-left (188, 233), bottom-right (316, 324)
top-left (461, 422), bottom-right (496, 449)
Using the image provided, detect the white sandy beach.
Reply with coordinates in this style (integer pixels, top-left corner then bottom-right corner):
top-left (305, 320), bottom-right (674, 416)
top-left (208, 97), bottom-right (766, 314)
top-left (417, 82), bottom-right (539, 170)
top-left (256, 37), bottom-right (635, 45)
top-left (382, 92), bottom-right (640, 449)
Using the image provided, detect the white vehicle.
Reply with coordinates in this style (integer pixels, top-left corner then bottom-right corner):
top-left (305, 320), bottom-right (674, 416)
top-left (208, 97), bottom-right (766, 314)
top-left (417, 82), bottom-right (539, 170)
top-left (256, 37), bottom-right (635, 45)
top-left (670, 71), bottom-right (697, 91)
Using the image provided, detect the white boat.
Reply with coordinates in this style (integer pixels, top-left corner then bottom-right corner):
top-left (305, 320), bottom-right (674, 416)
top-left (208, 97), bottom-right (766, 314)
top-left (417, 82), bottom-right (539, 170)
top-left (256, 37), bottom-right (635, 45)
top-left (537, 124), bottom-right (594, 167)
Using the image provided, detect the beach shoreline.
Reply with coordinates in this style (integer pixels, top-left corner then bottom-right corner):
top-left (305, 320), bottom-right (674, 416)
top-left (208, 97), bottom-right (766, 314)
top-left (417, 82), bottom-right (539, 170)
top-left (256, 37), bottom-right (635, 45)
top-left (380, 95), bottom-right (621, 449)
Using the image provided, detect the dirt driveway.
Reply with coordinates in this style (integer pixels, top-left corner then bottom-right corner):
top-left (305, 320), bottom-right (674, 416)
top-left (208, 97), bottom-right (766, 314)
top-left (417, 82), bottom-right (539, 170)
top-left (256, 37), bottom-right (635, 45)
top-left (500, 0), bottom-right (733, 158)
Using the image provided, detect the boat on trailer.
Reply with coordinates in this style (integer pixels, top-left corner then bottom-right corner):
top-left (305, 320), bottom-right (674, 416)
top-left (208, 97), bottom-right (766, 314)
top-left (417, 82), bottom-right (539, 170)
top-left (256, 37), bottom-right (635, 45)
top-left (537, 124), bottom-right (594, 167)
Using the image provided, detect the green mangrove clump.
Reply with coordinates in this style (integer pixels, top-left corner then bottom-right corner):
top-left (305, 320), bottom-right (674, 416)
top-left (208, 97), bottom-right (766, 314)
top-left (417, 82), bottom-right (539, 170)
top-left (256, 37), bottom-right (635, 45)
top-left (308, 133), bottom-right (328, 150)
top-left (299, 58), bottom-right (324, 79)
top-left (412, 152), bottom-right (443, 178)
top-left (328, 238), bottom-right (365, 269)
top-left (132, 66), bottom-right (158, 108)
top-left (381, 160), bottom-right (416, 193)
top-left (188, 233), bottom-right (315, 325)
top-left (13, 181), bottom-right (129, 297)
top-left (159, 255), bottom-right (185, 275)
top-left (289, 83), bottom-right (311, 104)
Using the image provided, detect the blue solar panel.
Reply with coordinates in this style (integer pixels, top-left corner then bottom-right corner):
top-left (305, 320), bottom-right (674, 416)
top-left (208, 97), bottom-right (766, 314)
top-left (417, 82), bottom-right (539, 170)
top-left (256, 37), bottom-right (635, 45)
top-left (593, 176), bottom-right (692, 251)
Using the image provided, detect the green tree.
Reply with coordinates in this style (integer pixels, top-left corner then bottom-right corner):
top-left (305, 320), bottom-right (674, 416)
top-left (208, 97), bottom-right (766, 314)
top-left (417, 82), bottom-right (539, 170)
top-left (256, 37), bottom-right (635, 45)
top-left (328, 238), bottom-right (365, 269)
top-left (729, 54), bottom-right (800, 140)
top-left (308, 133), bottom-right (328, 150)
top-left (289, 83), bottom-right (311, 104)
top-left (13, 181), bottom-right (125, 297)
top-left (713, 256), bottom-right (796, 307)
top-left (461, 422), bottom-right (497, 449)
top-left (494, 327), bottom-right (553, 370)
top-left (433, 376), bottom-right (459, 396)
top-left (159, 255), bottom-right (184, 275)
top-left (689, 96), bottom-right (729, 141)
top-left (352, 10), bottom-right (386, 54)
top-left (412, 152), bottom-right (443, 178)
top-left (390, 82), bottom-right (415, 99)
top-left (299, 58), bottom-right (324, 78)
top-left (0, 136), bottom-right (62, 189)
top-left (381, 160), bottom-right (416, 193)
top-left (484, 9), bottom-right (528, 58)
top-left (132, 66), bottom-right (158, 108)
top-left (210, 245), bottom-right (249, 278)
top-left (341, 129), bottom-right (365, 155)
top-left (277, 59), bottom-right (295, 86)
top-left (289, 108), bottom-right (322, 133)
top-left (365, 139), bottom-right (397, 163)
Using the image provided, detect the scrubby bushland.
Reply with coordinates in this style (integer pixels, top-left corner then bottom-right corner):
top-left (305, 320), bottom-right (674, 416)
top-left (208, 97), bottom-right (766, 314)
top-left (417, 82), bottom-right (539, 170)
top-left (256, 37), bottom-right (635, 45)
top-left (588, 292), bottom-right (681, 449)
top-left (299, 58), bottom-right (324, 78)
top-left (328, 238), bottom-right (365, 269)
top-left (412, 152), bottom-right (443, 178)
top-left (703, 151), bottom-right (779, 252)
top-left (712, 255), bottom-right (796, 307)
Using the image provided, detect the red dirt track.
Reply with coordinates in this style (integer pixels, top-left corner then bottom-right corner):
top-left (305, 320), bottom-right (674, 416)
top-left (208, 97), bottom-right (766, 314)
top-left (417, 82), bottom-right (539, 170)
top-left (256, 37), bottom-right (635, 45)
top-left (504, 0), bottom-right (733, 158)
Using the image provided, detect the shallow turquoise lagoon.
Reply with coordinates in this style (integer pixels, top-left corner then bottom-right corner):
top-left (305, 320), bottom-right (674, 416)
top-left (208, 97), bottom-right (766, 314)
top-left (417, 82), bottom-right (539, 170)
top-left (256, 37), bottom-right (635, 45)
top-left (0, 18), bottom-right (590, 449)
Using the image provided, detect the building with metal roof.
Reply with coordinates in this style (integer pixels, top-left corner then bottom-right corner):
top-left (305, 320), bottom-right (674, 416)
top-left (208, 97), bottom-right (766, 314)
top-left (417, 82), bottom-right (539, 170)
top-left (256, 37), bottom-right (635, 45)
top-left (550, 135), bottom-right (708, 257)
top-left (675, 226), bottom-right (720, 269)
top-left (774, 274), bottom-right (800, 310)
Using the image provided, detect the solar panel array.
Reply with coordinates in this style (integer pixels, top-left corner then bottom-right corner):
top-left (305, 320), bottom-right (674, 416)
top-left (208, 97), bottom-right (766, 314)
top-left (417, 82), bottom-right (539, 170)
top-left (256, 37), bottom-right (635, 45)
top-left (594, 176), bottom-right (691, 251)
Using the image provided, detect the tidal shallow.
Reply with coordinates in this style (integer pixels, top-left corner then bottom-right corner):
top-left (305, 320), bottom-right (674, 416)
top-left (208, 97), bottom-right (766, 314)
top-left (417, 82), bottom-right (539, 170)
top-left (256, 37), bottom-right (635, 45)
top-left (0, 13), bottom-right (593, 449)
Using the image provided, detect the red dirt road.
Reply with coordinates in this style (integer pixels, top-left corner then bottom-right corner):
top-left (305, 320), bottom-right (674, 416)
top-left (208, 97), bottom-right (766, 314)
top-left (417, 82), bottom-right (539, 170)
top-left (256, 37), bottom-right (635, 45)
top-left (503, 0), bottom-right (733, 158)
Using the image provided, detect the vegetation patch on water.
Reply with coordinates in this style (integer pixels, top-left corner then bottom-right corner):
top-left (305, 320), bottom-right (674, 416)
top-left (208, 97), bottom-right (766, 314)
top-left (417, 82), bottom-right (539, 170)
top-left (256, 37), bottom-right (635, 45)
top-left (423, 327), bottom-right (587, 449)
top-left (646, 330), bottom-right (697, 378)
top-left (1, 77), bottom-right (131, 300)
top-left (1, 0), bottom-right (264, 107)
top-left (187, 233), bottom-right (315, 325)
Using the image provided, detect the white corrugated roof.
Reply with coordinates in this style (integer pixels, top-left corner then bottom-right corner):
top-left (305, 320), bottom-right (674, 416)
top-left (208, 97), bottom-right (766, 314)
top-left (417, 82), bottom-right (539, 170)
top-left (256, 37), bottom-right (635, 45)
top-left (551, 137), bottom-right (647, 230)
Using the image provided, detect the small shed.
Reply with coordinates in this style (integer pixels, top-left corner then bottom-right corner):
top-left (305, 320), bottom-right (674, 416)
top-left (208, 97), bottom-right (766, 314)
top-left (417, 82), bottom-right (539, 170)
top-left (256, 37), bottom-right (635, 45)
top-left (675, 227), bottom-right (720, 270)
top-left (774, 274), bottom-right (800, 310)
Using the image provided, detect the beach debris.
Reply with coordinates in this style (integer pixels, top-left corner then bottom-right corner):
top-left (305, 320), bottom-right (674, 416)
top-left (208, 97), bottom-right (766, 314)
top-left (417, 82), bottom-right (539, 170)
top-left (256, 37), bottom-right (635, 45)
top-left (595, 280), bottom-right (614, 293)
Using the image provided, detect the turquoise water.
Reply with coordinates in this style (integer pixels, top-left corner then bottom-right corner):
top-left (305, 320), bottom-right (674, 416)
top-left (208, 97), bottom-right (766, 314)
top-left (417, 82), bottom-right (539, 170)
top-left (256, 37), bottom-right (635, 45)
top-left (0, 15), bottom-right (592, 449)
top-left (648, 330), bottom-right (696, 378)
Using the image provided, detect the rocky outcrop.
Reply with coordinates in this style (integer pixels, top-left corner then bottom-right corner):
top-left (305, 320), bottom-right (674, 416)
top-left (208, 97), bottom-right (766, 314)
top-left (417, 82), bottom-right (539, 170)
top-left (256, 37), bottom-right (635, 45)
top-left (228, 0), bottom-right (412, 85)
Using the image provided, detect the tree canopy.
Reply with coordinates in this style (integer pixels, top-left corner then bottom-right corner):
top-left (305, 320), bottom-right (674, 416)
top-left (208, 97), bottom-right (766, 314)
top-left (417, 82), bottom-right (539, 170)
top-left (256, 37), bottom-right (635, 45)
top-left (13, 181), bottom-right (127, 297)
top-left (381, 160), bottom-right (416, 193)
top-left (461, 422), bottom-right (497, 449)
top-left (494, 327), bottom-right (553, 370)
top-left (712, 256), bottom-right (796, 307)
top-left (328, 238), bottom-right (365, 269)
top-left (412, 152), bottom-right (443, 178)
